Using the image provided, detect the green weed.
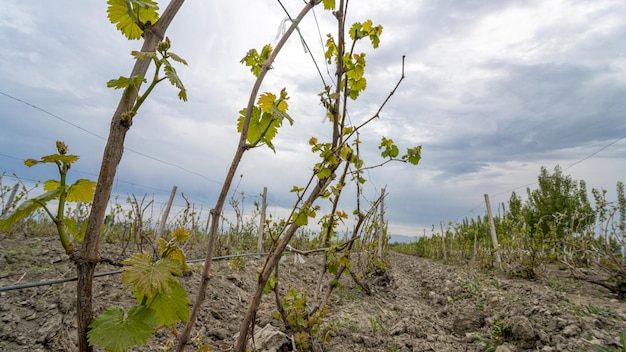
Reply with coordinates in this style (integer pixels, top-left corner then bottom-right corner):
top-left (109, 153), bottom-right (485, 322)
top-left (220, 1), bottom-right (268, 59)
top-left (368, 316), bottom-right (384, 334)
top-left (592, 331), bottom-right (626, 352)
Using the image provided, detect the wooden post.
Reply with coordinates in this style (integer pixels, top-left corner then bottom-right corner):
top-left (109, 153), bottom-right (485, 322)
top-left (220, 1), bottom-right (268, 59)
top-left (75, 202), bottom-right (82, 235)
top-left (76, 202), bottom-right (82, 220)
top-left (473, 229), bottom-right (478, 261)
top-left (157, 185), bottom-right (177, 239)
top-left (440, 221), bottom-right (447, 260)
top-left (257, 187), bottom-right (267, 253)
top-left (376, 187), bottom-right (386, 260)
top-left (1, 183), bottom-right (19, 216)
top-left (484, 193), bottom-right (501, 264)
top-left (204, 210), bottom-right (211, 234)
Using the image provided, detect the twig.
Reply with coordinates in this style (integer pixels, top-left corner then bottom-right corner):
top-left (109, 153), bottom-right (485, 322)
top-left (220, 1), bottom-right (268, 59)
top-left (14, 272), bottom-right (26, 285)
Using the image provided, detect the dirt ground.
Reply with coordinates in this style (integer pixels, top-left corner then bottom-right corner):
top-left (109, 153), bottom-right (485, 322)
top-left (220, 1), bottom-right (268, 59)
top-left (1, 234), bottom-right (625, 351)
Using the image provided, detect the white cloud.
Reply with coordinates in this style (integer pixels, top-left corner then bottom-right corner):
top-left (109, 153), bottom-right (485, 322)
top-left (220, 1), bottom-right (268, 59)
top-left (1, 1), bottom-right (625, 238)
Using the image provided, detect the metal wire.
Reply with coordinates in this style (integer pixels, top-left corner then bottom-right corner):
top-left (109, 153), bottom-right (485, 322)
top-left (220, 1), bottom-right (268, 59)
top-left (0, 252), bottom-right (268, 292)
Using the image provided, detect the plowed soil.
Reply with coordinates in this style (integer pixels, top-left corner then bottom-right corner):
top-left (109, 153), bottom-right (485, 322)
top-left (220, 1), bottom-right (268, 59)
top-left (1, 234), bottom-right (625, 351)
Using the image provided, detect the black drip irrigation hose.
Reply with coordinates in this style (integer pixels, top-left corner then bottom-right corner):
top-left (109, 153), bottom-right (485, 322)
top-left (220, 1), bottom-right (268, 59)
top-left (0, 252), bottom-right (268, 293)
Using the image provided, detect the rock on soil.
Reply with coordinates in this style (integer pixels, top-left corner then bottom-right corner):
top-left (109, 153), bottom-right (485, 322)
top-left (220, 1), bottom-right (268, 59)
top-left (1, 235), bottom-right (625, 351)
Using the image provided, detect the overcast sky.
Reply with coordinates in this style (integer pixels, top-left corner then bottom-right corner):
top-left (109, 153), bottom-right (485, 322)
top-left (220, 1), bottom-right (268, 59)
top-left (1, 1), bottom-right (625, 237)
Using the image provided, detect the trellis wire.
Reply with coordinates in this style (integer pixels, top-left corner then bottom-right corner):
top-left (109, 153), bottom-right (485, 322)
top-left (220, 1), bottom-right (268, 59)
top-left (0, 252), bottom-right (268, 293)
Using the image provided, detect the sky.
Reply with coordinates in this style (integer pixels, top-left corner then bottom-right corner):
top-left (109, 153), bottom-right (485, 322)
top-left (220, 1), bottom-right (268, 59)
top-left (1, 0), bottom-right (625, 238)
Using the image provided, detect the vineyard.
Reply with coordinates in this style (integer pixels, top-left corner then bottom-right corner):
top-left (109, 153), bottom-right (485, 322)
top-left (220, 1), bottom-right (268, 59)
top-left (1, 210), bottom-right (625, 352)
top-left (2, 164), bottom-right (626, 351)
top-left (1, 1), bottom-right (625, 351)
top-left (393, 166), bottom-right (626, 301)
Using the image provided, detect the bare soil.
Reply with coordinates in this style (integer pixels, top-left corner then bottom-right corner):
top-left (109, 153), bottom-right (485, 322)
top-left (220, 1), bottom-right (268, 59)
top-left (1, 234), bottom-right (625, 351)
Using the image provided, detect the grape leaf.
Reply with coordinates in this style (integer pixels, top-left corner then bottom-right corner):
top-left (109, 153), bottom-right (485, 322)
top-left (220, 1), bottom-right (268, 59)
top-left (339, 145), bottom-right (352, 160)
top-left (237, 89), bottom-right (292, 151)
top-left (63, 218), bottom-right (78, 237)
top-left (42, 153), bottom-right (80, 165)
top-left (107, 75), bottom-right (147, 90)
top-left (164, 65), bottom-right (187, 101)
top-left (323, 0), bottom-right (335, 10)
top-left (271, 108), bottom-right (294, 126)
top-left (327, 258), bottom-right (339, 274)
top-left (88, 305), bottom-right (155, 352)
top-left (107, 0), bottom-right (160, 40)
top-left (259, 112), bottom-right (279, 143)
top-left (379, 137), bottom-right (399, 159)
top-left (167, 51), bottom-right (188, 65)
top-left (316, 168), bottom-right (332, 180)
top-left (25, 153), bottom-right (79, 167)
top-left (237, 107), bottom-right (256, 141)
top-left (148, 281), bottom-right (190, 325)
top-left (263, 273), bottom-right (278, 294)
top-left (290, 186), bottom-right (304, 193)
top-left (348, 19), bottom-right (382, 48)
top-left (258, 92), bottom-right (276, 113)
top-left (0, 188), bottom-right (63, 231)
top-left (171, 226), bottom-right (190, 243)
top-left (131, 50), bottom-right (157, 61)
top-left (349, 22), bottom-right (362, 40)
top-left (43, 179), bottom-right (95, 203)
top-left (403, 146), bottom-right (422, 165)
top-left (260, 43), bottom-right (272, 62)
top-left (237, 107), bottom-right (269, 146)
top-left (163, 246), bottom-right (190, 272)
top-left (293, 210), bottom-right (308, 226)
top-left (121, 253), bottom-right (183, 298)
top-left (43, 180), bottom-right (61, 192)
top-left (157, 238), bottom-right (168, 254)
top-left (66, 179), bottom-right (97, 203)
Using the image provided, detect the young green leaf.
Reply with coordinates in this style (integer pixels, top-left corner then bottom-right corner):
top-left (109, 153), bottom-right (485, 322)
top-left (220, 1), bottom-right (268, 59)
top-left (316, 168), bottom-right (332, 180)
top-left (271, 108), bottom-right (294, 126)
top-left (167, 51), bottom-right (188, 65)
top-left (88, 305), bottom-right (156, 352)
top-left (327, 258), bottom-right (339, 274)
top-left (0, 188), bottom-right (63, 231)
top-left (164, 65), bottom-right (187, 101)
top-left (163, 246), bottom-right (190, 272)
top-left (25, 153), bottom-right (79, 167)
top-left (324, 35), bottom-right (337, 64)
top-left (107, 0), bottom-right (160, 40)
top-left (107, 75), bottom-right (147, 90)
top-left (290, 186), bottom-right (304, 193)
top-left (322, 0), bottom-right (335, 10)
top-left (23, 158), bottom-right (41, 167)
top-left (258, 92), bottom-right (277, 113)
top-left (66, 179), bottom-right (97, 203)
top-left (147, 281), bottom-right (190, 326)
top-left (171, 226), bottom-right (190, 243)
top-left (379, 137), bottom-right (399, 159)
top-left (402, 146), bottom-right (422, 165)
top-left (263, 273), bottom-right (278, 294)
top-left (63, 218), bottom-right (79, 237)
top-left (240, 44), bottom-right (273, 76)
top-left (348, 20), bottom-right (383, 48)
top-left (131, 50), bottom-right (158, 61)
top-left (259, 43), bottom-right (272, 62)
top-left (43, 179), bottom-right (61, 192)
top-left (293, 210), bottom-right (309, 226)
top-left (237, 106), bottom-right (264, 145)
top-left (240, 49), bottom-right (261, 76)
top-left (237, 89), bottom-right (294, 151)
top-left (121, 253), bottom-right (183, 298)
top-left (339, 145), bottom-right (352, 160)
